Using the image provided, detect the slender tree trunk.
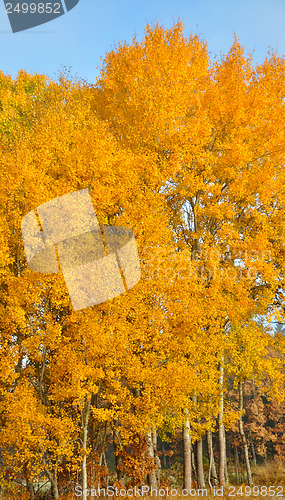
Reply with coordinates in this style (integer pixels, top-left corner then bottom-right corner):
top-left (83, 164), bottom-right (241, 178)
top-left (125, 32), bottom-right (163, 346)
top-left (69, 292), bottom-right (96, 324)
top-left (113, 424), bottom-right (124, 483)
top-left (24, 464), bottom-right (35, 500)
top-left (224, 426), bottom-right (229, 485)
top-left (97, 422), bottom-right (108, 487)
top-left (207, 429), bottom-right (218, 488)
top-left (235, 444), bottom-right (241, 484)
top-left (82, 396), bottom-right (92, 500)
top-left (91, 457), bottom-right (94, 492)
top-left (27, 481), bottom-right (35, 500)
top-left (191, 443), bottom-right (197, 480)
top-left (162, 442), bottom-right (167, 468)
top-left (250, 430), bottom-right (257, 467)
top-left (90, 415), bottom-right (101, 490)
top-left (239, 380), bottom-right (253, 486)
top-left (146, 430), bottom-right (158, 488)
top-left (46, 469), bottom-right (59, 500)
top-left (152, 428), bottom-right (161, 486)
top-left (218, 358), bottom-right (226, 486)
top-left (196, 436), bottom-right (205, 489)
top-left (183, 411), bottom-right (192, 490)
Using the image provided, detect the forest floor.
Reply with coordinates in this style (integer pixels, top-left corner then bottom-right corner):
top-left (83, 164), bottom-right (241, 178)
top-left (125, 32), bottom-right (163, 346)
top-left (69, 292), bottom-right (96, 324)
top-left (59, 460), bottom-right (285, 499)
top-left (0, 461), bottom-right (284, 499)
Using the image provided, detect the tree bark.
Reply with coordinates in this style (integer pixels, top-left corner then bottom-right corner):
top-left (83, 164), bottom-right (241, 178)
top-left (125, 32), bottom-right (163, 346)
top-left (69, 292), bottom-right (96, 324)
top-left (27, 481), bottom-right (35, 500)
top-left (250, 430), bottom-right (257, 467)
top-left (162, 442), bottom-right (167, 468)
top-left (207, 429), bottom-right (218, 488)
top-left (218, 359), bottom-right (226, 486)
top-left (183, 411), bottom-right (192, 490)
top-left (90, 414), bottom-right (101, 490)
top-left (113, 424), bottom-right (124, 482)
top-left (97, 422), bottom-right (108, 488)
top-left (24, 464), bottom-right (35, 500)
top-left (239, 380), bottom-right (253, 486)
top-left (82, 396), bottom-right (92, 500)
top-left (146, 430), bottom-right (158, 488)
top-left (235, 444), bottom-right (241, 484)
top-left (224, 426), bottom-right (229, 485)
top-left (46, 469), bottom-right (59, 500)
top-left (196, 436), bottom-right (205, 489)
top-left (152, 428), bottom-right (161, 486)
top-left (191, 443), bottom-right (197, 480)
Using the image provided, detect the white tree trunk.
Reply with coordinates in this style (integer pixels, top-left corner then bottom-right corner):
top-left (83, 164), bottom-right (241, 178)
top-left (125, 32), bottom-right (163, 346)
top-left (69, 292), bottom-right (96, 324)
top-left (82, 397), bottom-right (91, 500)
top-left (239, 380), bottom-right (253, 486)
top-left (196, 436), bottom-right (205, 489)
top-left (218, 359), bottom-right (226, 486)
top-left (183, 412), bottom-right (192, 490)
top-left (207, 429), bottom-right (218, 488)
top-left (146, 430), bottom-right (157, 488)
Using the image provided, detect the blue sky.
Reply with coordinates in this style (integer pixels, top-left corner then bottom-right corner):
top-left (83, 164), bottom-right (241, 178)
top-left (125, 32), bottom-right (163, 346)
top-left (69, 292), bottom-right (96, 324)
top-left (0, 0), bottom-right (285, 84)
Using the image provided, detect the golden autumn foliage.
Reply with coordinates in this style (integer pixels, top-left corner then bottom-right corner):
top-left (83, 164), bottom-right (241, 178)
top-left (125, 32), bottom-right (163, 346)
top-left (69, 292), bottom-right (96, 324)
top-left (0, 21), bottom-right (285, 498)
